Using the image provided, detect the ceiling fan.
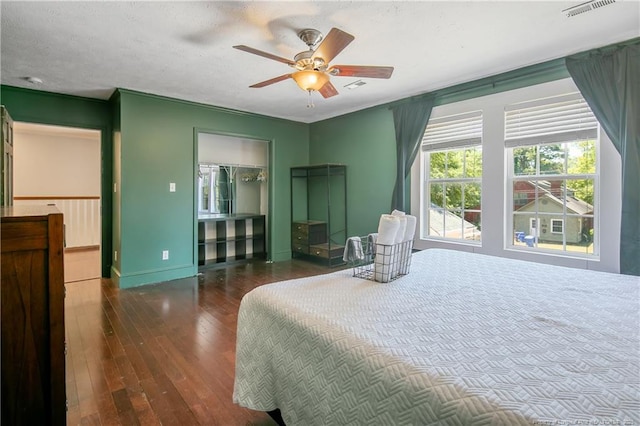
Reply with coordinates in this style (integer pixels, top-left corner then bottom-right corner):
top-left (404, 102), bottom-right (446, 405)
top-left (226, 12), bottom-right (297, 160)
top-left (233, 27), bottom-right (394, 100)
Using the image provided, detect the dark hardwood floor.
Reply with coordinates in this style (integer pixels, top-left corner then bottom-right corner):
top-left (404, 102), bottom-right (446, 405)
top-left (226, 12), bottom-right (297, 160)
top-left (65, 259), bottom-right (341, 425)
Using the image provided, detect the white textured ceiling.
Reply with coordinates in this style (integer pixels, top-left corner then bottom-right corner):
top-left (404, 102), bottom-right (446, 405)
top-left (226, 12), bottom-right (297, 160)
top-left (1, 1), bottom-right (639, 123)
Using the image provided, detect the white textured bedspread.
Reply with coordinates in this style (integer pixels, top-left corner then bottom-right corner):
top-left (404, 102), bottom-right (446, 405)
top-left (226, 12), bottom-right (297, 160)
top-left (233, 249), bottom-right (640, 425)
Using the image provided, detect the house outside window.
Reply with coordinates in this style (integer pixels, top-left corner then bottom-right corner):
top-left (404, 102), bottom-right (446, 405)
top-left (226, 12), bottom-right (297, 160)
top-left (420, 111), bottom-right (482, 243)
top-left (506, 94), bottom-right (599, 256)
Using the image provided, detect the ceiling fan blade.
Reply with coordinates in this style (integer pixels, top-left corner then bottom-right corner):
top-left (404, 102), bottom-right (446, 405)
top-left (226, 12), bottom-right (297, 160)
top-left (312, 28), bottom-right (354, 64)
top-left (330, 65), bottom-right (394, 79)
top-left (250, 74), bottom-right (292, 88)
top-left (318, 81), bottom-right (339, 99)
top-left (233, 45), bottom-right (295, 66)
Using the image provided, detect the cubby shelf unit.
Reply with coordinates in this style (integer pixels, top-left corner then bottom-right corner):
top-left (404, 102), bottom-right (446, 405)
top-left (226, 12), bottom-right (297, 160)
top-left (198, 214), bottom-right (266, 267)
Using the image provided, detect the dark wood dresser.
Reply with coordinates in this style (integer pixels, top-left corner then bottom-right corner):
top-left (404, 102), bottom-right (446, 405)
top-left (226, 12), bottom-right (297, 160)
top-left (1, 205), bottom-right (66, 425)
top-left (291, 220), bottom-right (327, 255)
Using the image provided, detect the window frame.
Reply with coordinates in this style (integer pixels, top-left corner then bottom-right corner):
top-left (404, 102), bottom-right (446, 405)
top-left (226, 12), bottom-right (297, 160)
top-left (419, 111), bottom-right (483, 245)
top-left (505, 93), bottom-right (600, 258)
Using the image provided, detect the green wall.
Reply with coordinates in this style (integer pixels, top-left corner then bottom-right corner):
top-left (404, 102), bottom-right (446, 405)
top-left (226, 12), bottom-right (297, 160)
top-left (309, 106), bottom-right (396, 238)
top-left (114, 90), bottom-right (309, 288)
top-left (0, 85), bottom-right (113, 277)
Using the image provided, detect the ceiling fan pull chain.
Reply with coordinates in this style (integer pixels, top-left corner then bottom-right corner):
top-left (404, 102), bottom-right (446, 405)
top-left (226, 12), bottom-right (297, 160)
top-left (307, 90), bottom-right (315, 108)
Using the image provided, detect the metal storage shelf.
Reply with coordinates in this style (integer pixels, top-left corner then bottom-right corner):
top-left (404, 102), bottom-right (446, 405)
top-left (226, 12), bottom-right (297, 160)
top-left (290, 164), bottom-right (347, 267)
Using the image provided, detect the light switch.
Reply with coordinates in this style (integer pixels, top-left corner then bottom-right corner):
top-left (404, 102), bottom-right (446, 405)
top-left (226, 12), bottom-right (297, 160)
top-left (169, 182), bottom-right (176, 192)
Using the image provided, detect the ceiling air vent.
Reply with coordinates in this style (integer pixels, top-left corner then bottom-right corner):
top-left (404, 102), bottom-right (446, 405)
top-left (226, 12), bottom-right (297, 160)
top-left (563, 0), bottom-right (616, 18)
top-left (344, 80), bottom-right (367, 90)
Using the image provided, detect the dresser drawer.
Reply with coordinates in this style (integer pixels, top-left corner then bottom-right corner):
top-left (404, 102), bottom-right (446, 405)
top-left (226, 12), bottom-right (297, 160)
top-left (292, 230), bottom-right (309, 244)
top-left (309, 243), bottom-right (344, 259)
top-left (291, 244), bottom-right (309, 254)
top-left (291, 221), bottom-right (327, 245)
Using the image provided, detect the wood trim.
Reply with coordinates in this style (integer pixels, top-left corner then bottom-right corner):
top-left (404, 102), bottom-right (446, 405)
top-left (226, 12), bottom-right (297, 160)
top-left (47, 212), bottom-right (66, 425)
top-left (64, 245), bottom-right (100, 253)
top-left (14, 196), bottom-right (100, 200)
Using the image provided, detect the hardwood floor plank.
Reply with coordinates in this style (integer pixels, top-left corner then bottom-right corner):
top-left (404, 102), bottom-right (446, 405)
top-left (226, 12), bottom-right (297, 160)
top-left (111, 388), bottom-right (136, 420)
top-left (66, 259), bottom-right (339, 425)
top-left (102, 356), bottom-right (125, 393)
top-left (138, 376), bottom-right (181, 425)
top-left (80, 412), bottom-right (102, 426)
top-left (94, 391), bottom-right (120, 425)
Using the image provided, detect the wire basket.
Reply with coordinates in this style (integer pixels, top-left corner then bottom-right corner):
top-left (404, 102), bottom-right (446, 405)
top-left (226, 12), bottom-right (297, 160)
top-left (349, 237), bottom-right (413, 283)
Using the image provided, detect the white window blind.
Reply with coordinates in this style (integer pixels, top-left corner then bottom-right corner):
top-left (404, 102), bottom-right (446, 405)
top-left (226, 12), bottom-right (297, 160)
top-left (422, 111), bottom-right (482, 152)
top-left (504, 93), bottom-right (598, 147)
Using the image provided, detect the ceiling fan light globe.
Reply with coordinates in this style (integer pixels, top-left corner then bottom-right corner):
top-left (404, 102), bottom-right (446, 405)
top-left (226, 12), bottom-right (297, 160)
top-left (292, 70), bottom-right (329, 92)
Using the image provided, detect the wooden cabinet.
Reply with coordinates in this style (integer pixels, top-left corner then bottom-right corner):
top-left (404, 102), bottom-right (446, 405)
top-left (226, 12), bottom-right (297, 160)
top-left (290, 164), bottom-right (347, 266)
top-left (291, 220), bottom-right (327, 255)
top-left (198, 214), bottom-right (266, 267)
top-left (1, 206), bottom-right (66, 425)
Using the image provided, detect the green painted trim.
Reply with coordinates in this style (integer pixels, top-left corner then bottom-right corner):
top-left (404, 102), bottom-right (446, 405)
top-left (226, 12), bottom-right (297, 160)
top-left (110, 266), bottom-right (121, 288)
top-left (195, 127), bottom-right (273, 141)
top-left (117, 88), bottom-right (303, 125)
top-left (267, 138), bottom-right (275, 261)
top-left (117, 264), bottom-right (197, 289)
top-left (386, 57), bottom-right (569, 109)
top-left (435, 60), bottom-right (569, 106)
top-left (192, 127), bottom-right (200, 270)
top-left (271, 250), bottom-right (292, 262)
top-left (566, 36), bottom-right (640, 59)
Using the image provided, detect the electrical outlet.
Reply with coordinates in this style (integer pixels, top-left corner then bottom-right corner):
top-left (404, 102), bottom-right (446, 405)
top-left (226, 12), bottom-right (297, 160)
top-left (169, 182), bottom-right (176, 192)
top-left (162, 250), bottom-right (169, 260)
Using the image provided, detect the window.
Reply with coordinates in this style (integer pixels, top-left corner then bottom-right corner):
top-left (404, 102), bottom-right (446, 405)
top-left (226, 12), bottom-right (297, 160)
top-left (506, 94), bottom-right (598, 256)
top-left (411, 79), bottom-right (618, 269)
top-left (551, 219), bottom-right (564, 234)
top-left (421, 111), bottom-right (482, 243)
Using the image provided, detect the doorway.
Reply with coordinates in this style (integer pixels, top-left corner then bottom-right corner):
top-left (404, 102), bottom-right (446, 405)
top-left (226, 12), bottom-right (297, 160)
top-left (12, 122), bottom-right (102, 283)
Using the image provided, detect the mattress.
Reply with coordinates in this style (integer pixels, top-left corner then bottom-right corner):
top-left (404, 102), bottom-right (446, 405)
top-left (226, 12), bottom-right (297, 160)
top-left (233, 249), bottom-right (639, 425)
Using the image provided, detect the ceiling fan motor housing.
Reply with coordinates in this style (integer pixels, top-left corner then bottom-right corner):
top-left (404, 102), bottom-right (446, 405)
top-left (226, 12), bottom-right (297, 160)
top-left (297, 28), bottom-right (323, 48)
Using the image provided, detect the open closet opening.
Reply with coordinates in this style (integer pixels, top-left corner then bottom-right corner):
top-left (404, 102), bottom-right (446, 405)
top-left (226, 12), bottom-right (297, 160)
top-left (196, 132), bottom-right (269, 268)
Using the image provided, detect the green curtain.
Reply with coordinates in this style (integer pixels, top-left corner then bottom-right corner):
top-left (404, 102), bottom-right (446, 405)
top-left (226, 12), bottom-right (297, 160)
top-left (565, 43), bottom-right (640, 276)
top-left (390, 97), bottom-right (435, 212)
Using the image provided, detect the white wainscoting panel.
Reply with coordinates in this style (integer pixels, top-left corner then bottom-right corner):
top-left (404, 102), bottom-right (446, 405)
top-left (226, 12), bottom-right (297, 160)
top-left (14, 197), bottom-right (101, 248)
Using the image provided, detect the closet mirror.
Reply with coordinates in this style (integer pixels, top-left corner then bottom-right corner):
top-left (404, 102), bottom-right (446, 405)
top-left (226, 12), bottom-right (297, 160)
top-left (197, 132), bottom-right (269, 218)
top-left (197, 164), bottom-right (266, 215)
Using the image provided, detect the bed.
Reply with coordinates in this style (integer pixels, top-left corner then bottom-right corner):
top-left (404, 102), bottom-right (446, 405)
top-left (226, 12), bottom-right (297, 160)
top-left (233, 249), bottom-right (639, 425)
